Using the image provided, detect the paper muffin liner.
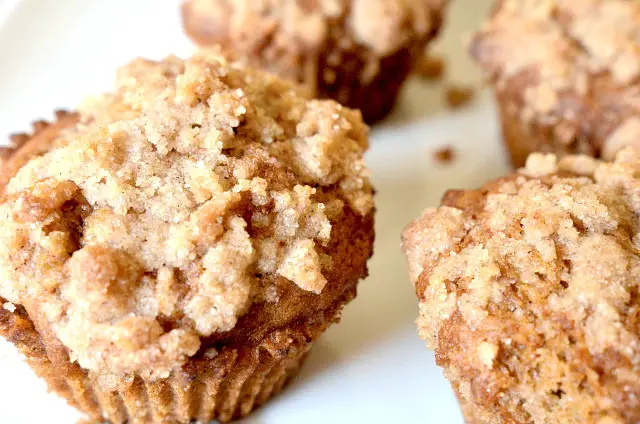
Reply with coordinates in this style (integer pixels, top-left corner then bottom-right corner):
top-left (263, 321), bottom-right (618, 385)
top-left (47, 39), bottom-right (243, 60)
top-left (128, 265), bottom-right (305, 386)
top-left (0, 288), bottom-right (355, 423)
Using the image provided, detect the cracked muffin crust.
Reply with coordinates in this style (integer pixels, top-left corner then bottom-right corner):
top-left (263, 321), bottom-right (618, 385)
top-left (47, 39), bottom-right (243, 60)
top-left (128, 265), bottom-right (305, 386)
top-left (402, 149), bottom-right (640, 424)
top-left (0, 52), bottom-right (374, 423)
top-left (182, 0), bottom-right (446, 124)
top-left (471, 0), bottom-right (640, 167)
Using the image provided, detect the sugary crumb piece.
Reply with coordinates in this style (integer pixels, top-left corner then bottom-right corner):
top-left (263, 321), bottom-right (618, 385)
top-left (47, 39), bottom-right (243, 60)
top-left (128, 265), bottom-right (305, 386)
top-left (277, 239), bottom-right (327, 294)
top-left (445, 85), bottom-right (475, 109)
top-left (265, 285), bottom-right (279, 303)
top-left (2, 302), bottom-right (15, 313)
top-left (522, 153), bottom-right (558, 177)
top-left (477, 342), bottom-right (498, 368)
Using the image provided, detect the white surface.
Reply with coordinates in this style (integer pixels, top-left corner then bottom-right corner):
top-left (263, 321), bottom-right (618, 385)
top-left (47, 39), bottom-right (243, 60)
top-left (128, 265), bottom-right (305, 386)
top-left (0, 1), bottom-right (509, 423)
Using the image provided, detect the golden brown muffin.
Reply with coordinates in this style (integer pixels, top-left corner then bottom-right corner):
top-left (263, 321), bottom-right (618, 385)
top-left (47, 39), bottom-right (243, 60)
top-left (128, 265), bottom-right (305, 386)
top-left (182, 0), bottom-right (446, 124)
top-left (0, 52), bottom-right (375, 423)
top-left (402, 149), bottom-right (640, 424)
top-left (471, 0), bottom-right (640, 167)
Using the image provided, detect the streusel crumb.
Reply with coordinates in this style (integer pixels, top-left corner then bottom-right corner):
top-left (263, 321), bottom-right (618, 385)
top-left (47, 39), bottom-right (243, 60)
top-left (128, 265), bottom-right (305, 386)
top-left (0, 52), bottom-right (372, 380)
top-left (403, 148), bottom-right (640, 423)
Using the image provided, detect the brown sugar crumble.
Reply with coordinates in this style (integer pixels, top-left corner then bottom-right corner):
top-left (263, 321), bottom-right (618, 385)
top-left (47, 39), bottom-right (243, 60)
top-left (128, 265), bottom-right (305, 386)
top-left (432, 145), bottom-right (456, 164)
top-left (445, 84), bottom-right (475, 109)
top-left (402, 148), bottom-right (640, 424)
top-left (414, 54), bottom-right (446, 80)
top-left (0, 52), bottom-right (373, 381)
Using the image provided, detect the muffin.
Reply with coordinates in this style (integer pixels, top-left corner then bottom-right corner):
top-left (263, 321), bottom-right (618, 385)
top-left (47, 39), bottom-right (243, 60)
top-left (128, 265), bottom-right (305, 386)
top-left (402, 149), bottom-right (640, 424)
top-left (471, 0), bottom-right (640, 167)
top-left (0, 52), bottom-right (374, 423)
top-left (182, 0), bottom-right (446, 124)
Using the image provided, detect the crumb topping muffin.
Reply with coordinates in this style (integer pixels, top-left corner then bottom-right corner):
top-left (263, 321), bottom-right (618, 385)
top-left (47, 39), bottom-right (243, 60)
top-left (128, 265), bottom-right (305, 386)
top-left (0, 52), bottom-right (374, 423)
top-left (403, 148), bottom-right (640, 423)
top-left (471, 0), bottom-right (640, 166)
top-left (182, 0), bottom-right (446, 123)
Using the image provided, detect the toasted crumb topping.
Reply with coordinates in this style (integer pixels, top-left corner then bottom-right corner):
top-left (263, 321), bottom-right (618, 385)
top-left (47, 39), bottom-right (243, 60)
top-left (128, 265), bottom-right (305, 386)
top-left (189, 0), bottom-right (438, 56)
top-left (0, 52), bottom-right (372, 379)
top-left (472, 0), bottom-right (640, 157)
top-left (403, 148), bottom-right (640, 422)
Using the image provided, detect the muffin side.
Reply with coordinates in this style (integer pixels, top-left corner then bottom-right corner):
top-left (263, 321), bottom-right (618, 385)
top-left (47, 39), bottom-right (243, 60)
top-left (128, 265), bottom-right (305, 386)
top-left (471, 0), bottom-right (640, 167)
top-left (182, 0), bottom-right (446, 124)
top-left (0, 53), bottom-right (375, 423)
top-left (402, 150), bottom-right (640, 423)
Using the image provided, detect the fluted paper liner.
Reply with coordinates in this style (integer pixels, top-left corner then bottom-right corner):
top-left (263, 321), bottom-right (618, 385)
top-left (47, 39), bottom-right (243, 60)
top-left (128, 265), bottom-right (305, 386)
top-left (0, 293), bottom-right (360, 423)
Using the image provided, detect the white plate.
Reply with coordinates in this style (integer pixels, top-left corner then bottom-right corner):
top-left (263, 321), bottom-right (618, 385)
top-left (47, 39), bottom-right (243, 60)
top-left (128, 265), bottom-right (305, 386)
top-left (0, 1), bottom-right (509, 422)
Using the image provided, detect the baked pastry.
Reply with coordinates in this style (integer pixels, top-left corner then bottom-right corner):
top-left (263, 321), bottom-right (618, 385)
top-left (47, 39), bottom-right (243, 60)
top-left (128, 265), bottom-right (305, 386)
top-left (0, 52), bottom-right (374, 423)
top-left (182, 0), bottom-right (446, 124)
top-left (402, 149), bottom-right (640, 424)
top-left (471, 0), bottom-right (640, 167)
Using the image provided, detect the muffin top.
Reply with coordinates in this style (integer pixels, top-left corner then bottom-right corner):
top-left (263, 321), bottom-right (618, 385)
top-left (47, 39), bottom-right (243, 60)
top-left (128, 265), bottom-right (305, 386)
top-left (403, 149), bottom-right (640, 422)
top-left (184, 0), bottom-right (444, 60)
top-left (0, 52), bottom-right (373, 380)
top-left (472, 0), bottom-right (640, 159)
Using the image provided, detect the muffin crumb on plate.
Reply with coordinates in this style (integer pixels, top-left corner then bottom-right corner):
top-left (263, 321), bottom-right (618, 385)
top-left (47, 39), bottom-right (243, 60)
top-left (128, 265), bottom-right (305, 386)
top-left (471, 0), bottom-right (640, 167)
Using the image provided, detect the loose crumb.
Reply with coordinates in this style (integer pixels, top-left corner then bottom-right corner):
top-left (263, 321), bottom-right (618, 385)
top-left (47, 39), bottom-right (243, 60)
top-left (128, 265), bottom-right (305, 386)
top-left (2, 302), bottom-right (15, 313)
top-left (414, 54), bottom-right (445, 80)
top-left (433, 146), bottom-right (456, 164)
top-left (445, 85), bottom-right (475, 109)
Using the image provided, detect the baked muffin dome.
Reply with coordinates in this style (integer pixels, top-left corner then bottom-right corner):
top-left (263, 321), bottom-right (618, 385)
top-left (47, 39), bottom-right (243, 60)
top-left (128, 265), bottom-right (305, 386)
top-left (0, 52), bottom-right (374, 423)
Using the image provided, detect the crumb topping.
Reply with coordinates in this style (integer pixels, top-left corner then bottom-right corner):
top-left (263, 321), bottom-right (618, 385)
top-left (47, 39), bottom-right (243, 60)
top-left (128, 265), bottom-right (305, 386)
top-left (0, 53), bottom-right (372, 379)
top-left (186, 0), bottom-right (443, 91)
top-left (190, 0), bottom-right (437, 56)
top-left (472, 0), bottom-right (640, 156)
top-left (403, 148), bottom-right (640, 422)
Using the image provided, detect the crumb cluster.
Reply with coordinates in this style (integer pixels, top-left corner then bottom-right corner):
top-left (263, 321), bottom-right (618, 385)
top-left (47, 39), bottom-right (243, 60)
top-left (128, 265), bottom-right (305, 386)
top-left (0, 53), bottom-right (372, 380)
top-left (471, 0), bottom-right (640, 159)
top-left (403, 148), bottom-right (640, 423)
